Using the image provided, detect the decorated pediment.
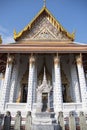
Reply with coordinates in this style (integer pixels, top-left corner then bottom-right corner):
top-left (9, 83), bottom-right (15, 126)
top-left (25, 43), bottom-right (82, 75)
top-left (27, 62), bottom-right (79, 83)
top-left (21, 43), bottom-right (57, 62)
top-left (31, 27), bottom-right (57, 40)
top-left (14, 7), bottom-right (75, 42)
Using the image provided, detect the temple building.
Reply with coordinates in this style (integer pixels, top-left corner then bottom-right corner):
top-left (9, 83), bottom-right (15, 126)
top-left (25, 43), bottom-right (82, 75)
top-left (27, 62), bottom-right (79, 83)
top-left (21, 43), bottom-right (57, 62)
top-left (0, 5), bottom-right (87, 121)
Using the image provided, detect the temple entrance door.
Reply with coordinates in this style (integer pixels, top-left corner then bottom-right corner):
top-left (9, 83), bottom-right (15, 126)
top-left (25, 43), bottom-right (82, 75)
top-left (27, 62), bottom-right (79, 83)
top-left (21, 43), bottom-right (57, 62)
top-left (42, 93), bottom-right (48, 112)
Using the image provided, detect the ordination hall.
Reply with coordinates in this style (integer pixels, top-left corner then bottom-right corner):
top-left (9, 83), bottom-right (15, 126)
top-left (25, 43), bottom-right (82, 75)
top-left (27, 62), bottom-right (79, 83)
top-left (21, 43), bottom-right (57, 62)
top-left (0, 2), bottom-right (87, 130)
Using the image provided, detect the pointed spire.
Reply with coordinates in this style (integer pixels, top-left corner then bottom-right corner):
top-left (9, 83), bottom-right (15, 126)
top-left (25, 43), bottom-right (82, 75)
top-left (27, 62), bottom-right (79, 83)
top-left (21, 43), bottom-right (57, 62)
top-left (42, 67), bottom-right (47, 84)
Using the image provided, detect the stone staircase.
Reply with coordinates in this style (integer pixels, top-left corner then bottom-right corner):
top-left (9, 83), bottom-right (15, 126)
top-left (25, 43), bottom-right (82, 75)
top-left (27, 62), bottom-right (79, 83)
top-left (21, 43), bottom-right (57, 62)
top-left (32, 112), bottom-right (56, 125)
top-left (32, 112), bottom-right (58, 130)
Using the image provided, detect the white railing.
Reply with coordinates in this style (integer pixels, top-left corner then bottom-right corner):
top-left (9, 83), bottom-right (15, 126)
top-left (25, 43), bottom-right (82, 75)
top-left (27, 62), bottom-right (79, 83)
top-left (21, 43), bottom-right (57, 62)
top-left (63, 103), bottom-right (82, 111)
top-left (5, 103), bottom-right (27, 110)
top-left (5, 102), bottom-right (82, 112)
top-left (5, 103), bottom-right (27, 117)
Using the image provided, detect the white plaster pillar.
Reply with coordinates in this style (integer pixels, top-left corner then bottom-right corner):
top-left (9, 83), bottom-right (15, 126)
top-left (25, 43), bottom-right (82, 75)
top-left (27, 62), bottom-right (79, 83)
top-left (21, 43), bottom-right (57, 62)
top-left (76, 54), bottom-right (87, 110)
top-left (0, 55), bottom-right (14, 110)
top-left (54, 55), bottom-right (63, 113)
top-left (9, 54), bottom-right (20, 102)
top-left (32, 60), bottom-right (37, 103)
top-left (70, 54), bottom-right (81, 102)
top-left (27, 55), bottom-right (36, 111)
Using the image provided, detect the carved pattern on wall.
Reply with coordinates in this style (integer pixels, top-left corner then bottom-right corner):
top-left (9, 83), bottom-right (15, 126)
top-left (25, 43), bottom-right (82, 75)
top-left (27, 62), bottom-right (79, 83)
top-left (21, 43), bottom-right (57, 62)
top-left (21, 15), bottom-right (69, 41)
top-left (31, 27), bottom-right (57, 40)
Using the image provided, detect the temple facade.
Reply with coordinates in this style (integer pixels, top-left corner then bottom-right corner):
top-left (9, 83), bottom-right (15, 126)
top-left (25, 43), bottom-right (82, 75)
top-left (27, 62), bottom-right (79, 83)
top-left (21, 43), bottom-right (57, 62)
top-left (0, 6), bottom-right (87, 121)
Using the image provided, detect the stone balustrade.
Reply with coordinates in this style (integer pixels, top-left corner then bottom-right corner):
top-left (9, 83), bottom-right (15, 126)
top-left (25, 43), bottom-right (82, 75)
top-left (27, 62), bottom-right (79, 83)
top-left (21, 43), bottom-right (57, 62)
top-left (4, 102), bottom-right (83, 118)
top-left (0, 110), bottom-right (87, 130)
top-left (63, 103), bottom-right (82, 112)
top-left (6, 103), bottom-right (27, 110)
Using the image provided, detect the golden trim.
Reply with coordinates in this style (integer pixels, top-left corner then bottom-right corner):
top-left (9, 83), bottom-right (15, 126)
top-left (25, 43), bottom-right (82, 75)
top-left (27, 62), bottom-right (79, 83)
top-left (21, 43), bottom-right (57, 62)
top-left (14, 7), bottom-right (75, 41)
top-left (0, 35), bottom-right (2, 44)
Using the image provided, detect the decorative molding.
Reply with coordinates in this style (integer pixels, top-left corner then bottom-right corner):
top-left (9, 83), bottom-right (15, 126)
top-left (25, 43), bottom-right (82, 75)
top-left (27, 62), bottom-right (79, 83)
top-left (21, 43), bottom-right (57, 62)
top-left (31, 27), bottom-right (57, 40)
top-left (7, 55), bottom-right (15, 64)
top-left (76, 54), bottom-right (82, 65)
top-left (29, 56), bottom-right (35, 64)
top-left (54, 56), bottom-right (60, 65)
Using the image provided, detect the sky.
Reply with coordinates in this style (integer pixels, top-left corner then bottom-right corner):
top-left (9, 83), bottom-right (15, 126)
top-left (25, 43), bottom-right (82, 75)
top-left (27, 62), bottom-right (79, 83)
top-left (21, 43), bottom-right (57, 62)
top-left (0, 0), bottom-right (87, 44)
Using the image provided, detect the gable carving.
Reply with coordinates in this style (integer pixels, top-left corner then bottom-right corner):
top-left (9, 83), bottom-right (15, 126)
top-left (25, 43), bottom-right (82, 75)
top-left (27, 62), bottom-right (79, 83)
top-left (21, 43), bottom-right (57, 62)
top-left (31, 27), bottom-right (57, 40)
top-left (20, 15), bottom-right (70, 41)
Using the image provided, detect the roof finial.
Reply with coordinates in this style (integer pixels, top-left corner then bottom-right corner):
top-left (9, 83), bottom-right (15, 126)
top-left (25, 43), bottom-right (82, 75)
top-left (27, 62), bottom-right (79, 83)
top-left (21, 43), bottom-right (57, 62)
top-left (43, 0), bottom-right (46, 7)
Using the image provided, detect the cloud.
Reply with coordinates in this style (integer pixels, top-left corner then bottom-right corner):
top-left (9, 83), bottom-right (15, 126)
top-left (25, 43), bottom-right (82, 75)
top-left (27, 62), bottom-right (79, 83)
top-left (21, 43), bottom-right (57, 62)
top-left (0, 25), bottom-right (8, 34)
top-left (2, 35), bottom-right (15, 44)
top-left (0, 25), bottom-right (15, 44)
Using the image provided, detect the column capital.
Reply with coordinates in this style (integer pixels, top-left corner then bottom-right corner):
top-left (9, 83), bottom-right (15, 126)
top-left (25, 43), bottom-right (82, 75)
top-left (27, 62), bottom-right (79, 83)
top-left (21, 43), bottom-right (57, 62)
top-left (7, 55), bottom-right (14, 64)
top-left (29, 55), bottom-right (36, 64)
top-left (76, 54), bottom-right (82, 65)
top-left (54, 55), bottom-right (60, 65)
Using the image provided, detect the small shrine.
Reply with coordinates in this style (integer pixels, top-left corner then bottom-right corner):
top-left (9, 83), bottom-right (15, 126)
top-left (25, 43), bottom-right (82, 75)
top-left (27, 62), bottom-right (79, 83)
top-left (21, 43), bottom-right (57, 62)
top-left (37, 67), bottom-right (52, 112)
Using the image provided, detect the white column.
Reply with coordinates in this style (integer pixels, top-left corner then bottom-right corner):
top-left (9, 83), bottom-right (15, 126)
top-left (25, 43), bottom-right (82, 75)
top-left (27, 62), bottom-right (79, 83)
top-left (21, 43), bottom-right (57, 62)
top-left (76, 54), bottom-right (87, 110)
top-left (27, 55), bottom-right (35, 111)
top-left (0, 55), bottom-right (13, 110)
top-left (54, 55), bottom-right (63, 113)
top-left (9, 54), bottom-right (20, 102)
top-left (32, 60), bottom-right (37, 103)
top-left (70, 54), bottom-right (81, 102)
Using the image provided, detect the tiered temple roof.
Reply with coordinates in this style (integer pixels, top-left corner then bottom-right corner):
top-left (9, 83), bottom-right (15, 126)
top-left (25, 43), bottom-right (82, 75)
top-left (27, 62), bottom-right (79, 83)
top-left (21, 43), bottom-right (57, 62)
top-left (0, 6), bottom-right (87, 73)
